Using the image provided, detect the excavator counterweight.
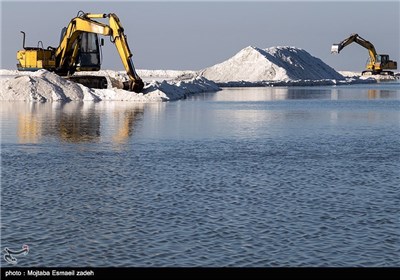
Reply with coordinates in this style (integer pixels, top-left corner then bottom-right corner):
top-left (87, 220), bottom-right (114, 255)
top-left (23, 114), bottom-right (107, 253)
top-left (331, 33), bottom-right (397, 76)
top-left (16, 11), bottom-right (144, 93)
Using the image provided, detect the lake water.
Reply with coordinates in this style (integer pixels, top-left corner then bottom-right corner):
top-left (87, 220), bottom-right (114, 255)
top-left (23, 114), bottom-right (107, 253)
top-left (1, 83), bottom-right (399, 267)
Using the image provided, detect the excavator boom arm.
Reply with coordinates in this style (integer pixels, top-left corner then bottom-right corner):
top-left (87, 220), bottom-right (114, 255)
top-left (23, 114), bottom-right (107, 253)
top-left (331, 33), bottom-right (378, 64)
top-left (108, 13), bottom-right (142, 87)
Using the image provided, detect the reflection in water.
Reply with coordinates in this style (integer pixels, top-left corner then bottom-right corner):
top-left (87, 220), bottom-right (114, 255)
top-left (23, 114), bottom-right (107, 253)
top-left (199, 87), bottom-right (334, 102)
top-left (367, 89), bottom-right (394, 99)
top-left (189, 86), bottom-right (400, 102)
top-left (55, 103), bottom-right (101, 143)
top-left (203, 88), bottom-right (290, 101)
top-left (18, 104), bottom-right (41, 144)
top-left (368, 89), bottom-right (378, 99)
top-left (331, 89), bottom-right (339, 100)
top-left (4, 85), bottom-right (399, 145)
top-left (330, 87), bottom-right (400, 100)
top-left (11, 102), bottom-right (146, 144)
top-left (112, 106), bottom-right (144, 144)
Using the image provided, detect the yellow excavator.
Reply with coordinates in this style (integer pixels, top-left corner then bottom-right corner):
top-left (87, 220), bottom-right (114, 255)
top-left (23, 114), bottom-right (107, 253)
top-left (331, 33), bottom-right (397, 76)
top-left (16, 11), bottom-right (144, 92)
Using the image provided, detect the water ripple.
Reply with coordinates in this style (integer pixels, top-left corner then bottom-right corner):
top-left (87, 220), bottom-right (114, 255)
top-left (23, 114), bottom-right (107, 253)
top-left (2, 93), bottom-right (400, 267)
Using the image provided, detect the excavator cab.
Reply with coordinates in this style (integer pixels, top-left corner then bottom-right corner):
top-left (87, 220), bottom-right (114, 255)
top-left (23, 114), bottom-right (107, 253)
top-left (376, 54), bottom-right (388, 65)
top-left (76, 33), bottom-right (102, 71)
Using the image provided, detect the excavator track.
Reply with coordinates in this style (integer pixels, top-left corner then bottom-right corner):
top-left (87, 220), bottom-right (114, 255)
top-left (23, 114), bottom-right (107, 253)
top-left (361, 70), bottom-right (395, 76)
top-left (66, 75), bottom-right (145, 92)
top-left (66, 76), bottom-right (108, 89)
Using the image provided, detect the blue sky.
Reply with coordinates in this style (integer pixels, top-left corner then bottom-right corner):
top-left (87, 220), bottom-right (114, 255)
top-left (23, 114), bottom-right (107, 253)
top-left (1, 0), bottom-right (399, 71)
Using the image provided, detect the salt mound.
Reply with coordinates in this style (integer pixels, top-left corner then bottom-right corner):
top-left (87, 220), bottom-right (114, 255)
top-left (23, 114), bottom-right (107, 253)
top-left (0, 70), bottom-right (219, 102)
top-left (200, 46), bottom-right (344, 82)
top-left (0, 70), bottom-right (99, 102)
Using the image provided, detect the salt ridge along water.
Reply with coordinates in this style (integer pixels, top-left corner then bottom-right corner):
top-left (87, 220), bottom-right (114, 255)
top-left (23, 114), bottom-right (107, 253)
top-left (0, 69), bottom-right (219, 102)
top-left (200, 46), bottom-right (346, 83)
top-left (1, 45), bottom-right (394, 102)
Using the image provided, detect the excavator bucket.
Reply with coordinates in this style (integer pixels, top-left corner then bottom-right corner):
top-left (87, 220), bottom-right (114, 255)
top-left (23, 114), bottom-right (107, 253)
top-left (131, 80), bottom-right (145, 93)
top-left (331, 44), bottom-right (340, 54)
top-left (123, 79), bottom-right (144, 93)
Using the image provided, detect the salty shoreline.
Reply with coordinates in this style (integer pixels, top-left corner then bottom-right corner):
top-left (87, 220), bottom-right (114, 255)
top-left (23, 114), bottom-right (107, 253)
top-left (1, 46), bottom-right (397, 103)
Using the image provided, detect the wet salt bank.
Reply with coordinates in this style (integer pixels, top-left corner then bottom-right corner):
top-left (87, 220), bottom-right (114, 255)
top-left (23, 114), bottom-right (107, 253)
top-left (0, 69), bottom-right (220, 102)
top-left (2, 45), bottom-right (395, 102)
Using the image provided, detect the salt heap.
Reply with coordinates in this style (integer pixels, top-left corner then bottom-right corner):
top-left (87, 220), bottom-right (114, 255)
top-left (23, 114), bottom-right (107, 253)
top-left (0, 69), bottom-right (220, 102)
top-left (200, 46), bottom-right (344, 83)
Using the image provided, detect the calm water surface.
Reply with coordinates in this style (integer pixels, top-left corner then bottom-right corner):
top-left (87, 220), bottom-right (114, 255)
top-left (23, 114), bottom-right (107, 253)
top-left (1, 84), bottom-right (399, 267)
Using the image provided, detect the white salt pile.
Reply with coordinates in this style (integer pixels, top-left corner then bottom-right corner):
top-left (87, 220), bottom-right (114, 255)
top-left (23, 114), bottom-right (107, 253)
top-left (72, 69), bottom-right (198, 82)
top-left (200, 46), bottom-right (345, 83)
top-left (0, 69), bottom-right (219, 102)
top-left (339, 70), bottom-right (398, 81)
top-left (137, 69), bottom-right (198, 80)
top-left (0, 70), bottom-right (99, 102)
top-left (1, 45), bottom-right (387, 102)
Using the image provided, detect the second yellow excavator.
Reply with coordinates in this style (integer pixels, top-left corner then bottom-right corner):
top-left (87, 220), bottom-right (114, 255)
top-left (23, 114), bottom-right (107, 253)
top-left (16, 11), bottom-right (144, 92)
top-left (331, 33), bottom-right (397, 76)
